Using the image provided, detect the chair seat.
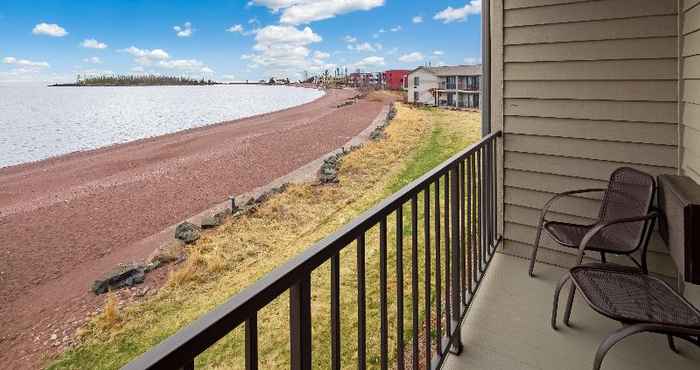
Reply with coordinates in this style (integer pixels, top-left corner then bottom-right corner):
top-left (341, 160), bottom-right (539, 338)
top-left (570, 264), bottom-right (700, 328)
top-left (543, 221), bottom-right (632, 253)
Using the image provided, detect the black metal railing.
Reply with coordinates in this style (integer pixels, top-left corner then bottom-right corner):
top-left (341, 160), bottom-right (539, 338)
top-left (123, 131), bottom-right (502, 370)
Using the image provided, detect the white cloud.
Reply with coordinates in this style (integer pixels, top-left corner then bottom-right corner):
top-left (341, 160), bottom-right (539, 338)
top-left (79, 69), bottom-right (114, 77)
top-left (81, 39), bottom-right (108, 49)
top-left (434, 0), bottom-right (481, 23)
top-left (433, 50), bottom-right (444, 56)
top-left (412, 16), bottom-right (423, 23)
top-left (390, 25), bottom-right (402, 32)
top-left (119, 46), bottom-right (214, 75)
top-left (250, 0), bottom-right (385, 25)
top-left (158, 59), bottom-right (203, 69)
top-left (343, 35), bottom-right (357, 43)
top-left (348, 42), bottom-right (377, 52)
top-left (256, 25), bottom-right (322, 46)
top-left (244, 25), bottom-right (325, 76)
top-left (83, 56), bottom-right (102, 64)
top-left (3, 57), bottom-right (50, 68)
top-left (227, 24), bottom-right (245, 33)
top-left (378, 28), bottom-right (386, 33)
top-left (173, 22), bottom-right (194, 37)
top-left (32, 23), bottom-right (68, 37)
top-left (248, 0), bottom-right (298, 12)
top-left (121, 46), bottom-right (170, 65)
top-left (398, 52), bottom-right (424, 63)
top-left (354, 56), bottom-right (385, 69)
top-left (157, 59), bottom-right (213, 74)
top-left (314, 51), bottom-right (330, 59)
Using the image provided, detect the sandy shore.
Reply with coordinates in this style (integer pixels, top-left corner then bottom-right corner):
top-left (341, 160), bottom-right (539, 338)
top-left (0, 88), bottom-right (393, 368)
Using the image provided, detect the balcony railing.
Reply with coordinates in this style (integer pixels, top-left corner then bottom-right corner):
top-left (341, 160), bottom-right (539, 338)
top-left (457, 83), bottom-right (479, 91)
top-left (123, 131), bottom-right (502, 370)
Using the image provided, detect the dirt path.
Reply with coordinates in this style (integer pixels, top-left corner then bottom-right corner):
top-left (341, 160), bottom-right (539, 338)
top-left (0, 88), bottom-right (391, 368)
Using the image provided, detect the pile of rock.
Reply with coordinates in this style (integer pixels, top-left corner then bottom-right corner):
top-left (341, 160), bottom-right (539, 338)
top-left (369, 104), bottom-right (396, 141)
top-left (91, 263), bottom-right (146, 295)
top-left (90, 205), bottom-right (238, 295)
top-left (319, 152), bottom-right (344, 184)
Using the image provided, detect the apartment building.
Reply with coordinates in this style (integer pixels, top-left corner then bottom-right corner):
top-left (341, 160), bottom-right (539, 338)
top-left (382, 69), bottom-right (410, 90)
top-left (407, 64), bottom-right (481, 108)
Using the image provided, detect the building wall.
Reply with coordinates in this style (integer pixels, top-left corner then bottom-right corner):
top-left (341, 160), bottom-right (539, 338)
top-left (494, 0), bottom-right (680, 276)
top-left (384, 70), bottom-right (409, 90)
top-left (407, 69), bottom-right (439, 104)
top-left (681, 0), bottom-right (700, 184)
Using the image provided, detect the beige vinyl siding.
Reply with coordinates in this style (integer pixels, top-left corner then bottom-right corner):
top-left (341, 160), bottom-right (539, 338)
top-left (682, 0), bottom-right (700, 183)
top-left (496, 0), bottom-right (679, 274)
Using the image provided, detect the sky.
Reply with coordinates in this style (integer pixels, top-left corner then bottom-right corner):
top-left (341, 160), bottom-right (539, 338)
top-left (0, 0), bottom-right (482, 84)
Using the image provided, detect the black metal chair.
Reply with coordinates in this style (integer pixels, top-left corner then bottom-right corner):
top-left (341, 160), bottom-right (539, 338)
top-left (552, 263), bottom-right (700, 370)
top-left (528, 167), bottom-right (657, 277)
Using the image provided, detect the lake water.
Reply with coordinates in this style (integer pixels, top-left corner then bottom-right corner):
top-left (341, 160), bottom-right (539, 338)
top-left (0, 85), bottom-right (324, 168)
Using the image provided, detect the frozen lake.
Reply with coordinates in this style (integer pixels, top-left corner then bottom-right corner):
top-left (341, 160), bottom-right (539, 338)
top-left (0, 85), bottom-right (324, 168)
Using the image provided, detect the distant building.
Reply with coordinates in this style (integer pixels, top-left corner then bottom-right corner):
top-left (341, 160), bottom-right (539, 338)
top-left (407, 65), bottom-right (481, 109)
top-left (383, 70), bottom-right (410, 90)
top-left (349, 72), bottom-right (383, 88)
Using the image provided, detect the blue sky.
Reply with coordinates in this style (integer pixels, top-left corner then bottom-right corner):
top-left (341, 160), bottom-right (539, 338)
top-left (0, 0), bottom-right (482, 84)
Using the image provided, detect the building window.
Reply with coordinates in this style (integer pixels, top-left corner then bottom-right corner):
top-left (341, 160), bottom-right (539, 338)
top-left (414, 76), bottom-right (420, 87)
top-left (414, 91), bottom-right (419, 102)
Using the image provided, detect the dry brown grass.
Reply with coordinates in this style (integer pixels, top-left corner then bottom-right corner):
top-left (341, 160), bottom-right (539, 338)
top-left (49, 104), bottom-right (481, 370)
top-left (96, 293), bottom-right (122, 331)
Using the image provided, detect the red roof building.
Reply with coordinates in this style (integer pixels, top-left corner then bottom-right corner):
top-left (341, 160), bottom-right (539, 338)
top-left (383, 70), bottom-right (410, 90)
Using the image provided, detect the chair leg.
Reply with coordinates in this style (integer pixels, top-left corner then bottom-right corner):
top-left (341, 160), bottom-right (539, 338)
top-left (529, 220), bottom-right (545, 277)
top-left (552, 273), bottom-right (571, 330)
top-left (593, 325), bottom-right (650, 370)
top-left (667, 335), bottom-right (679, 353)
top-left (564, 283), bottom-right (577, 326)
top-left (600, 252), bottom-right (606, 264)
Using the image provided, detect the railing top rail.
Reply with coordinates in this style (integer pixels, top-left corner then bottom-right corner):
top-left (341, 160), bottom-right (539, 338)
top-left (123, 130), bottom-right (501, 370)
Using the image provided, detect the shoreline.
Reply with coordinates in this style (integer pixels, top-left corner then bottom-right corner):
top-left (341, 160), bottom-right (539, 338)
top-left (0, 84), bottom-right (326, 172)
top-left (0, 88), bottom-right (394, 369)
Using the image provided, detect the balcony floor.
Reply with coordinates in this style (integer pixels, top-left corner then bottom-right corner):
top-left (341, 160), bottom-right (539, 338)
top-left (443, 253), bottom-right (700, 370)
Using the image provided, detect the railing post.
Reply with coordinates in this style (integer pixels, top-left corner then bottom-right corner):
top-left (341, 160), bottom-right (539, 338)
top-left (290, 275), bottom-right (312, 370)
top-left (449, 166), bottom-right (463, 355)
top-left (245, 314), bottom-right (258, 370)
top-left (330, 254), bottom-right (341, 370)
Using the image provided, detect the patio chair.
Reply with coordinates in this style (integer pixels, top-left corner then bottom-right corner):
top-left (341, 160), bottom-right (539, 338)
top-left (528, 167), bottom-right (657, 277)
top-left (551, 263), bottom-right (700, 370)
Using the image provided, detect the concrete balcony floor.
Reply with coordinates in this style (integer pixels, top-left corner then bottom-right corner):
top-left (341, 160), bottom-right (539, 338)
top-left (442, 253), bottom-right (700, 370)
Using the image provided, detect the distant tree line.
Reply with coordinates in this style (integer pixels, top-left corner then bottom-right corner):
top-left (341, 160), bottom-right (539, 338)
top-left (75, 74), bottom-right (218, 86)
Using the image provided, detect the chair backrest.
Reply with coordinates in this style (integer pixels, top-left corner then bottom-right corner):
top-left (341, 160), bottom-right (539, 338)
top-left (598, 167), bottom-right (656, 252)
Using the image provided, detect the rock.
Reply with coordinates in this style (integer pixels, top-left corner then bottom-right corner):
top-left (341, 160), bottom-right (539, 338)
top-left (200, 214), bottom-right (223, 229)
top-left (369, 129), bottom-right (385, 141)
top-left (50, 334), bottom-right (57, 341)
top-left (175, 222), bottom-right (201, 244)
top-left (90, 263), bottom-right (145, 295)
top-left (319, 154), bottom-right (343, 184)
top-left (147, 240), bottom-right (185, 267)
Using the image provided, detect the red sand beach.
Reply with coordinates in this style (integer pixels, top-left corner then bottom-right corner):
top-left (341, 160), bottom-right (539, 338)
top-left (0, 88), bottom-right (393, 368)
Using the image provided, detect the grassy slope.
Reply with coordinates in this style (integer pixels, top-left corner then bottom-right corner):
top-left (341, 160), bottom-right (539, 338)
top-left (48, 104), bottom-right (481, 370)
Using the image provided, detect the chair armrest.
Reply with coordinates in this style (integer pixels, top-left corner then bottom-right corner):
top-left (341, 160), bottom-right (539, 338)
top-left (575, 211), bottom-right (659, 264)
top-left (539, 188), bottom-right (607, 223)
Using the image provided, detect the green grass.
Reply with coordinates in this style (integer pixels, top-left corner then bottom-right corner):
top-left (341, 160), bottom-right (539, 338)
top-left (47, 104), bottom-right (481, 370)
top-left (388, 108), bottom-right (480, 193)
